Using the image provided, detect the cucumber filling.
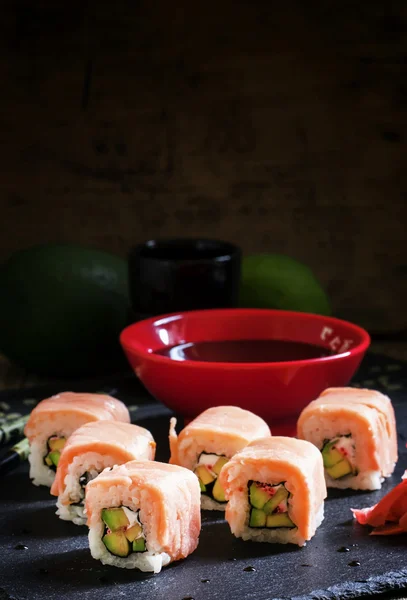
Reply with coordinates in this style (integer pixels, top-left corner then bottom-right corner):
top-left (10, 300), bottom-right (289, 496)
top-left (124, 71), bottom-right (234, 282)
top-left (44, 436), bottom-right (66, 471)
top-left (101, 506), bottom-right (146, 557)
top-left (248, 481), bottom-right (295, 529)
top-left (193, 452), bottom-right (229, 503)
top-left (321, 435), bottom-right (357, 479)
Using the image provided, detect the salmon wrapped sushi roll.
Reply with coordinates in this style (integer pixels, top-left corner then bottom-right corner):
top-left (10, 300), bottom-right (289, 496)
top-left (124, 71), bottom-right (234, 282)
top-left (169, 406), bottom-right (271, 510)
top-left (219, 437), bottom-right (326, 546)
top-left (50, 422), bottom-right (156, 525)
top-left (297, 387), bottom-right (397, 490)
top-left (25, 392), bottom-right (130, 487)
top-left (85, 460), bottom-right (201, 573)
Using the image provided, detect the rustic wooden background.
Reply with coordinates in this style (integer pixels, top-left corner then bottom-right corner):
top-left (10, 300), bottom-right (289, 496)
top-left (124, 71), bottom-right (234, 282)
top-left (1, 0), bottom-right (406, 332)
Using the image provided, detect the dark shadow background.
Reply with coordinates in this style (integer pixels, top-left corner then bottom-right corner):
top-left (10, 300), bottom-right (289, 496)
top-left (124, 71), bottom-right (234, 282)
top-left (1, 0), bottom-right (406, 333)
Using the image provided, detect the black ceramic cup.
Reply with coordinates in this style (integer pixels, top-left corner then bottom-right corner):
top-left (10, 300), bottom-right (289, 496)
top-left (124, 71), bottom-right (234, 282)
top-left (128, 238), bottom-right (242, 319)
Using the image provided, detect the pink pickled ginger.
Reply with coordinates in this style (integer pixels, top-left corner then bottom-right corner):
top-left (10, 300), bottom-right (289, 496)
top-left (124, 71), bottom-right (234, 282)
top-left (352, 470), bottom-right (407, 535)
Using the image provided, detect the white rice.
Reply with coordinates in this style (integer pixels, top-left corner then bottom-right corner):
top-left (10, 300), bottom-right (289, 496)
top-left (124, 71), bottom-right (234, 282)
top-left (56, 500), bottom-right (87, 526)
top-left (88, 524), bottom-right (171, 573)
top-left (28, 439), bottom-right (56, 487)
top-left (56, 453), bottom-right (120, 525)
top-left (236, 503), bottom-right (324, 547)
top-left (87, 481), bottom-right (173, 573)
top-left (325, 470), bottom-right (383, 490)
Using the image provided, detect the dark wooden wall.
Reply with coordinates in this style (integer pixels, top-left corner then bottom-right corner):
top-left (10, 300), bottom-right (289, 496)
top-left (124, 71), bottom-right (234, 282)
top-left (1, 0), bottom-right (406, 331)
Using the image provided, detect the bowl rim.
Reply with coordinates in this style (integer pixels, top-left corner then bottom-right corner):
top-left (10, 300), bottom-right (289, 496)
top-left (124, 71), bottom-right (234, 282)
top-left (120, 308), bottom-right (371, 370)
top-left (128, 237), bottom-right (241, 264)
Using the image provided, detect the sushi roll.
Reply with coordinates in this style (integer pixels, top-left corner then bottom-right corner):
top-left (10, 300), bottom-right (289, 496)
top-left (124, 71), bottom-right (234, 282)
top-left (297, 387), bottom-right (398, 490)
top-left (50, 421), bottom-right (156, 525)
top-left (169, 406), bottom-right (271, 510)
top-left (219, 436), bottom-right (326, 546)
top-left (85, 460), bottom-right (201, 573)
top-left (25, 392), bottom-right (130, 487)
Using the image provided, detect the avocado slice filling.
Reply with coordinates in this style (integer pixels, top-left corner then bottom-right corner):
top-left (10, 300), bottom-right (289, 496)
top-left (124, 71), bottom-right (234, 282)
top-left (44, 436), bottom-right (66, 470)
top-left (248, 481), bottom-right (295, 529)
top-left (321, 435), bottom-right (356, 479)
top-left (102, 531), bottom-right (130, 557)
top-left (194, 453), bottom-right (229, 503)
top-left (101, 506), bottom-right (146, 557)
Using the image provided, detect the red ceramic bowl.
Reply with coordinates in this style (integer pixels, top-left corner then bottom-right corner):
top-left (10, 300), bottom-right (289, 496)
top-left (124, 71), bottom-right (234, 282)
top-left (120, 309), bottom-right (370, 435)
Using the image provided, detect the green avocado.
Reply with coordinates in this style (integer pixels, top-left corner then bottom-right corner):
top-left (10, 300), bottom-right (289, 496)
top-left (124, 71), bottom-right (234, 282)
top-left (249, 482), bottom-right (272, 509)
top-left (132, 538), bottom-right (146, 552)
top-left (199, 479), bottom-right (207, 493)
top-left (212, 477), bottom-right (227, 503)
top-left (213, 456), bottom-right (228, 476)
top-left (321, 439), bottom-right (344, 468)
top-left (102, 531), bottom-right (131, 557)
top-left (266, 513), bottom-right (295, 528)
top-left (326, 459), bottom-right (353, 479)
top-left (249, 508), bottom-right (267, 528)
top-left (263, 486), bottom-right (289, 515)
top-left (194, 465), bottom-right (216, 486)
top-left (239, 254), bottom-right (331, 316)
top-left (48, 437), bottom-right (66, 452)
top-left (0, 244), bottom-right (130, 377)
top-left (47, 451), bottom-right (61, 467)
top-left (125, 523), bottom-right (143, 543)
top-left (101, 508), bottom-right (130, 532)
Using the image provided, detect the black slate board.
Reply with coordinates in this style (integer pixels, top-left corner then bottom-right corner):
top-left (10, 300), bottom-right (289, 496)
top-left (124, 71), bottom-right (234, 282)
top-left (0, 353), bottom-right (407, 600)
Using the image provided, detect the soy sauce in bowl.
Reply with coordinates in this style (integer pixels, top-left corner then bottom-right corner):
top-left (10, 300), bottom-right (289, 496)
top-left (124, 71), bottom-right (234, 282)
top-left (121, 308), bottom-right (370, 428)
top-left (154, 339), bottom-right (333, 363)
